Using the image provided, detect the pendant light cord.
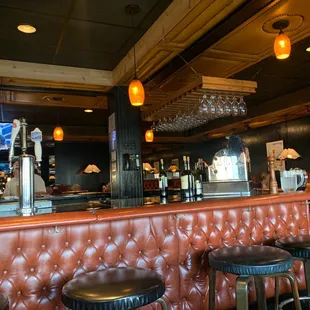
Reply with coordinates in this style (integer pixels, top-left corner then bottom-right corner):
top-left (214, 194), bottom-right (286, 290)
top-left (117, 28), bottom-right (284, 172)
top-left (131, 10), bottom-right (137, 79)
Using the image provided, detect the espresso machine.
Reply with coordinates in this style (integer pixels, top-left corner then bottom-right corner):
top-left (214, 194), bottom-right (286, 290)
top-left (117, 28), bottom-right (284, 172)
top-left (0, 118), bottom-right (52, 216)
top-left (203, 136), bottom-right (251, 198)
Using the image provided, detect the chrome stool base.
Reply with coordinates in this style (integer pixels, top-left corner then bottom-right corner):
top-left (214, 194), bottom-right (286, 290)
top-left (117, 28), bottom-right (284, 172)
top-left (279, 296), bottom-right (310, 310)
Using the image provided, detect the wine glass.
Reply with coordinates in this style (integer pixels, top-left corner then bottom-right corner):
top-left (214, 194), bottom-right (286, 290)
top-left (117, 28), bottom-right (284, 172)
top-left (238, 96), bottom-right (247, 116)
top-left (231, 96), bottom-right (239, 117)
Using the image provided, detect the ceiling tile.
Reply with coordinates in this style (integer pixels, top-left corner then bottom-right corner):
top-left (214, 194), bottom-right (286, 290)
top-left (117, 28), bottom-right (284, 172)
top-left (0, 7), bottom-right (64, 46)
top-left (55, 49), bottom-right (123, 70)
top-left (62, 19), bottom-right (144, 55)
top-left (0, 0), bottom-right (72, 17)
top-left (0, 38), bottom-right (56, 64)
top-left (72, 0), bottom-right (163, 28)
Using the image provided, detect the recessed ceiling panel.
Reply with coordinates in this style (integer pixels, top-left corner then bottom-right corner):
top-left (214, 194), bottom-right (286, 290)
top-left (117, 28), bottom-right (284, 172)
top-left (62, 19), bottom-right (144, 54)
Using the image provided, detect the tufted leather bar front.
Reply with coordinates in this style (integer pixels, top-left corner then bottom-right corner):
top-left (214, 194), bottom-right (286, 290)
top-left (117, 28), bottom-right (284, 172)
top-left (0, 192), bottom-right (309, 309)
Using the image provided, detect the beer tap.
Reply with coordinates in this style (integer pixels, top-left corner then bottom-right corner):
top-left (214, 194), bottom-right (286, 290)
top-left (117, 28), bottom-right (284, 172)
top-left (31, 128), bottom-right (42, 167)
top-left (8, 119), bottom-right (21, 172)
top-left (8, 118), bottom-right (36, 215)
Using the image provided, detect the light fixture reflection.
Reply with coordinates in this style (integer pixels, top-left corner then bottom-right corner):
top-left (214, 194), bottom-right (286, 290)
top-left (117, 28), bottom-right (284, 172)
top-left (17, 24), bottom-right (36, 34)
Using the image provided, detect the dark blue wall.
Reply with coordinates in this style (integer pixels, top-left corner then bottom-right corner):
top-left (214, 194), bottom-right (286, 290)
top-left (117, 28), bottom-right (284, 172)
top-left (55, 142), bottom-right (109, 192)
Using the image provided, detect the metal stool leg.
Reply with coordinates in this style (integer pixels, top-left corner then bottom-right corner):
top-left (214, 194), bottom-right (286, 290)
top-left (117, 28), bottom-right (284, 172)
top-left (157, 297), bottom-right (168, 310)
top-left (208, 268), bottom-right (216, 310)
top-left (281, 271), bottom-right (302, 310)
top-left (254, 276), bottom-right (267, 310)
top-left (304, 259), bottom-right (310, 297)
top-left (236, 275), bottom-right (251, 310)
top-left (274, 276), bottom-right (280, 309)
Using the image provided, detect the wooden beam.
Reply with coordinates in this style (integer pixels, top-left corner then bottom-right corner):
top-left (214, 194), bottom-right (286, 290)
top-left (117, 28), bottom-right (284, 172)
top-left (113, 0), bottom-right (205, 85)
top-left (0, 60), bottom-right (113, 87)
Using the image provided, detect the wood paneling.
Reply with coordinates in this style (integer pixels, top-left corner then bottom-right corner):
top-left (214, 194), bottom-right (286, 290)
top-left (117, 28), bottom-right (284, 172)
top-left (113, 0), bottom-right (247, 84)
top-left (143, 0), bottom-right (310, 117)
top-left (0, 60), bottom-right (113, 86)
top-left (1, 91), bottom-right (108, 109)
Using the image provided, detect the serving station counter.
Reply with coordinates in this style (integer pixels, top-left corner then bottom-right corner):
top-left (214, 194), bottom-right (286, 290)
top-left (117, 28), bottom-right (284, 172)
top-left (0, 192), bottom-right (309, 309)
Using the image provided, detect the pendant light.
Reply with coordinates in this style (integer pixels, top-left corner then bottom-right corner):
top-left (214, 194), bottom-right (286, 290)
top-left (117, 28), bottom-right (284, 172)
top-left (273, 20), bottom-right (291, 60)
top-left (53, 110), bottom-right (64, 141)
top-left (145, 129), bottom-right (154, 142)
top-left (126, 5), bottom-right (145, 107)
top-left (53, 126), bottom-right (64, 141)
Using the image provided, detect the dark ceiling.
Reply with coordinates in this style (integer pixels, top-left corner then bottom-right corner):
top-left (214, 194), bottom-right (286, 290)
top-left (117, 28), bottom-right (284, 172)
top-left (233, 36), bottom-right (310, 108)
top-left (0, 103), bottom-right (108, 127)
top-left (0, 0), bottom-right (172, 70)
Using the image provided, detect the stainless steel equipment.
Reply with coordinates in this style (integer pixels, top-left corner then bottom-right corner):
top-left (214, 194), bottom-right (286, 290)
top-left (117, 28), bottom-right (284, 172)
top-left (203, 136), bottom-right (251, 198)
top-left (8, 118), bottom-right (50, 216)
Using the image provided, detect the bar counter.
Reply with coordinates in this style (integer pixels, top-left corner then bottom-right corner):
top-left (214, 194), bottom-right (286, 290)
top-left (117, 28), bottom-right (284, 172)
top-left (0, 192), bottom-right (309, 309)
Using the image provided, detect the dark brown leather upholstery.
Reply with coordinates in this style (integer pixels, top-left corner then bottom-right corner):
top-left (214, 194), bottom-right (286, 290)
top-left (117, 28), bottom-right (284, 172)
top-left (0, 192), bottom-right (309, 309)
top-left (62, 267), bottom-right (165, 309)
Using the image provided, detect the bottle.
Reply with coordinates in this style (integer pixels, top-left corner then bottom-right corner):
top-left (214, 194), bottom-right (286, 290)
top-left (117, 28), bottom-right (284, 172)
top-left (194, 159), bottom-right (203, 197)
top-left (159, 159), bottom-right (168, 197)
top-left (181, 156), bottom-right (194, 198)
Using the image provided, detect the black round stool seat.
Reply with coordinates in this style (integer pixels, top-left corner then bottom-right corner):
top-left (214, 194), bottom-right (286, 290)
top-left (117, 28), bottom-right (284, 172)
top-left (62, 267), bottom-right (165, 310)
top-left (275, 235), bottom-right (310, 259)
top-left (209, 245), bottom-right (293, 275)
top-left (0, 294), bottom-right (9, 310)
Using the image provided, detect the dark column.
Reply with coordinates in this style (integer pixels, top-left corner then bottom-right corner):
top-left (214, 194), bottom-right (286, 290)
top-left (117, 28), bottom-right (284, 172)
top-left (108, 86), bottom-right (143, 208)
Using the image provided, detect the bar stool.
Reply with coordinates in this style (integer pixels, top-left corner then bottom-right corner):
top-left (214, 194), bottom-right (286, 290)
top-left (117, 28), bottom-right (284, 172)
top-left (62, 267), bottom-right (168, 310)
top-left (208, 245), bottom-right (301, 310)
top-left (275, 235), bottom-right (310, 309)
top-left (0, 294), bottom-right (9, 310)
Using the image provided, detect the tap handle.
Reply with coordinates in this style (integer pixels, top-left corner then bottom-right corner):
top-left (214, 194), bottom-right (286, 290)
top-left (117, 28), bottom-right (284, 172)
top-left (9, 119), bottom-right (21, 170)
top-left (31, 128), bottom-right (42, 163)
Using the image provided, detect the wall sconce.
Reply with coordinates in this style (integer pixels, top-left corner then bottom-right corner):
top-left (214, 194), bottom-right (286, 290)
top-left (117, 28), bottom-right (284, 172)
top-left (278, 148), bottom-right (301, 160)
top-left (84, 164), bottom-right (101, 174)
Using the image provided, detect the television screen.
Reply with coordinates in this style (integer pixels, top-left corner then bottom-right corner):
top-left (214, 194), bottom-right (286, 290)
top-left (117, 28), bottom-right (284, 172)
top-left (0, 162), bottom-right (10, 172)
top-left (0, 123), bottom-right (12, 151)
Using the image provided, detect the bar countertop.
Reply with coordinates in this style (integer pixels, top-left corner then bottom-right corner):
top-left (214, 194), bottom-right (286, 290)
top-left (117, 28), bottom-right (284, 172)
top-left (0, 191), bottom-right (309, 231)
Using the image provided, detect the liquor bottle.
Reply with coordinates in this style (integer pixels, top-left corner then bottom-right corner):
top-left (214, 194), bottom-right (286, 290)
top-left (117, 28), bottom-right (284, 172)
top-left (181, 156), bottom-right (194, 198)
top-left (159, 158), bottom-right (168, 197)
top-left (194, 159), bottom-right (203, 197)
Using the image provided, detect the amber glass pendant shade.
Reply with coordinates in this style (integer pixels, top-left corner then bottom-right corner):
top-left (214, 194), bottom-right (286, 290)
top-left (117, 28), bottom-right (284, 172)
top-left (145, 129), bottom-right (154, 142)
top-left (53, 126), bottom-right (64, 141)
top-left (274, 32), bottom-right (291, 60)
top-left (129, 79), bottom-right (145, 106)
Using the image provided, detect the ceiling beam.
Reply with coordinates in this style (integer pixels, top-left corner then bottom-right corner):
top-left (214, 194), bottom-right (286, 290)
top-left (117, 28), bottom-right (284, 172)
top-left (0, 60), bottom-right (113, 87)
top-left (113, 0), bottom-right (211, 85)
top-left (144, 0), bottom-right (274, 88)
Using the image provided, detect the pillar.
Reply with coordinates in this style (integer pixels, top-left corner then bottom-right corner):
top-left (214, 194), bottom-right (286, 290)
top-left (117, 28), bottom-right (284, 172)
top-left (108, 86), bottom-right (143, 208)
